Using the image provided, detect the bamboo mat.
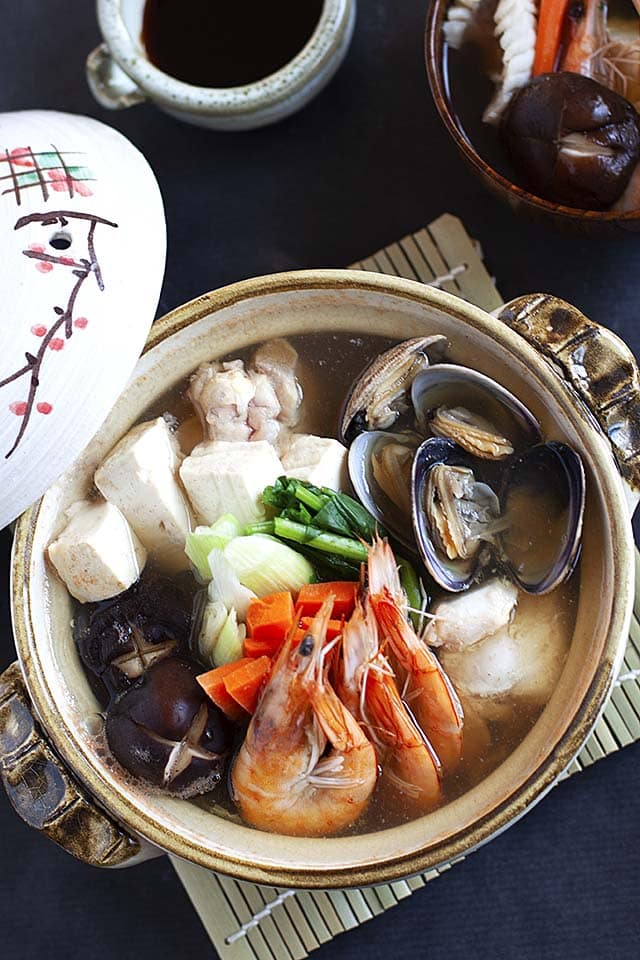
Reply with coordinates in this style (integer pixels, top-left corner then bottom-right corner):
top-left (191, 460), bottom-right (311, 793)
top-left (170, 214), bottom-right (640, 959)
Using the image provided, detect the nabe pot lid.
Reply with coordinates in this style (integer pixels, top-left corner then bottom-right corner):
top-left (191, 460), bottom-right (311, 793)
top-left (0, 110), bottom-right (166, 528)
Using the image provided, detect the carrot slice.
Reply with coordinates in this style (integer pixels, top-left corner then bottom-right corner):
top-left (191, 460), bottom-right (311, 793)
top-left (533, 0), bottom-right (570, 76)
top-left (223, 656), bottom-right (272, 714)
top-left (300, 616), bottom-right (344, 641)
top-left (246, 592), bottom-right (295, 647)
top-left (197, 661), bottom-right (249, 721)
top-left (296, 582), bottom-right (358, 619)
top-left (243, 634), bottom-right (281, 658)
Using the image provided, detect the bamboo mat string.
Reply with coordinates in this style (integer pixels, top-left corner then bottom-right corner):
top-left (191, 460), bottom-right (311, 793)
top-left (171, 213), bottom-right (640, 959)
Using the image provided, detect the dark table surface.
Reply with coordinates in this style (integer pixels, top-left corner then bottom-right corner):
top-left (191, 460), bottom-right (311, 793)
top-left (2, 2), bottom-right (640, 959)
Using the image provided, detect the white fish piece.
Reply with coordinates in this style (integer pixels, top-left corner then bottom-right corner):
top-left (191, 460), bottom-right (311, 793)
top-left (424, 578), bottom-right (518, 651)
top-left (483, 0), bottom-right (537, 124)
top-left (48, 499), bottom-right (146, 603)
top-left (443, 0), bottom-right (484, 48)
top-left (440, 596), bottom-right (569, 718)
top-left (281, 434), bottom-right (348, 490)
top-left (180, 439), bottom-right (283, 528)
top-left (94, 417), bottom-right (192, 571)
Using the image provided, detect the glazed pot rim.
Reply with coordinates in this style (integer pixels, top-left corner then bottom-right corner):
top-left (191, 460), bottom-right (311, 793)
top-left (424, 1), bottom-right (640, 224)
top-left (11, 269), bottom-right (635, 887)
top-left (97, 0), bottom-right (353, 116)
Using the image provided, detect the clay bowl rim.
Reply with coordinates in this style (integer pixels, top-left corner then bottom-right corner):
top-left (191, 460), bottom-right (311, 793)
top-left (11, 269), bottom-right (635, 887)
top-left (424, 0), bottom-right (640, 226)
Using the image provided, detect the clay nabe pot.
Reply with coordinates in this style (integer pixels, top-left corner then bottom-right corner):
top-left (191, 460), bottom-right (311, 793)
top-left (3, 271), bottom-right (639, 886)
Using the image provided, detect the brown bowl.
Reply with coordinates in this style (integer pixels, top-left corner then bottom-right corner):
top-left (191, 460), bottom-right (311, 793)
top-left (2, 271), bottom-right (639, 886)
top-left (425, 0), bottom-right (640, 233)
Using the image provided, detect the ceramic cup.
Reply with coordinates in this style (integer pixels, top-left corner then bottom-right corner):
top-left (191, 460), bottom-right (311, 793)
top-left (86, 0), bottom-right (356, 130)
top-left (1, 271), bottom-right (639, 884)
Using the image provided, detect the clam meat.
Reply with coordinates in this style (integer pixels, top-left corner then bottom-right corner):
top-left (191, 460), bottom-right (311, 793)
top-left (426, 463), bottom-right (503, 562)
top-left (430, 406), bottom-right (514, 459)
top-left (411, 363), bottom-right (541, 458)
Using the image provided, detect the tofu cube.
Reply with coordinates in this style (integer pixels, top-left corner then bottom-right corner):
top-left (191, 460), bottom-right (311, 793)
top-left (281, 435), bottom-right (348, 490)
top-left (180, 440), bottom-right (283, 527)
top-left (94, 417), bottom-right (192, 570)
top-left (48, 499), bottom-right (146, 603)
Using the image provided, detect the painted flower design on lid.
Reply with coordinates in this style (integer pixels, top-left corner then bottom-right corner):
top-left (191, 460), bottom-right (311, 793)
top-left (0, 111), bottom-right (166, 527)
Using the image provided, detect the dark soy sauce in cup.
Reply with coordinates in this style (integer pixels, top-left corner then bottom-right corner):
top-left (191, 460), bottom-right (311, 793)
top-left (142, 0), bottom-right (325, 88)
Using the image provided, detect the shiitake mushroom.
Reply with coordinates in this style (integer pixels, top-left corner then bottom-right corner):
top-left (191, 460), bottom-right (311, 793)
top-left (501, 72), bottom-right (640, 210)
top-left (75, 575), bottom-right (193, 695)
top-left (105, 658), bottom-right (232, 798)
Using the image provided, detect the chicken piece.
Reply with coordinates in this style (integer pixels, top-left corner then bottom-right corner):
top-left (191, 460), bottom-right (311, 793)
top-left (188, 358), bottom-right (283, 444)
top-left (94, 418), bottom-right (192, 571)
top-left (188, 360), bottom-right (257, 442)
top-left (180, 439), bottom-right (283, 528)
top-left (48, 500), bottom-right (146, 603)
top-left (250, 338), bottom-right (302, 427)
top-left (424, 579), bottom-right (518, 651)
top-left (246, 371), bottom-right (281, 443)
top-left (281, 435), bottom-right (348, 490)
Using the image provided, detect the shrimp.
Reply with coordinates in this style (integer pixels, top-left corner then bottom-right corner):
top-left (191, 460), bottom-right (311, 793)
top-left (365, 666), bottom-right (442, 811)
top-left (335, 594), bottom-right (379, 718)
top-left (338, 596), bottom-right (442, 812)
top-left (561, 0), bottom-right (609, 77)
top-left (231, 600), bottom-right (377, 837)
top-left (367, 538), bottom-right (464, 770)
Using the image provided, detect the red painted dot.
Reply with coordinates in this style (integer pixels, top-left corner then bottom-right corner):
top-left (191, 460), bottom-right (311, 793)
top-left (31, 324), bottom-right (47, 337)
top-left (29, 243), bottom-right (45, 253)
top-left (59, 256), bottom-right (75, 266)
top-left (37, 261), bottom-right (53, 273)
top-left (36, 402), bottom-right (53, 415)
top-left (9, 401), bottom-right (27, 416)
top-left (74, 317), bottom-right (88, 329)
top-left (49, 338), bottom-right (64, 351)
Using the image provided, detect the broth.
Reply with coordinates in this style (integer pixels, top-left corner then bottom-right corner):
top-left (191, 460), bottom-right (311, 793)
top-left (142, 0), bottom-right (324, 88)
top-left (76, 331), bottom-right (579, 835)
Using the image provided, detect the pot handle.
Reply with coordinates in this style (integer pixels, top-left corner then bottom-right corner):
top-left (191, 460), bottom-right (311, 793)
top-left (0, 661), bottom-right (145, 867)
top-left (86, 44), bottom-right (147, 110)
top-left (497, 294), bottom-right (640, 512)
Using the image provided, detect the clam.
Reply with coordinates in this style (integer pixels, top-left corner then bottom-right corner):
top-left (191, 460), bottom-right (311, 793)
top-left (412, 437), bottom-right (585, 594)
top-left (348, 431), bottom-right (419, 549)
top-left (411, 364), bottom-right (541, 459)
top-left (339, 336), bottom-right (448, 445)
top-left (412, 438), bottom-right (502, 591)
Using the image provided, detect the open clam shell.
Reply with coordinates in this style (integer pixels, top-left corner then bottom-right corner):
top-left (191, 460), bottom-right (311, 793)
top-left (500, 442), bottom-right (585, 594)
top-left (411, 364), bottom-right (542, 458)
top-left (339, 336), bottom-right (448, 445)
top-left (411, 437), bottom-right (499, 591)
top-left (412, 436), bottom-right (586, 595)
top-left (348, 430), bottom-right (419, 550)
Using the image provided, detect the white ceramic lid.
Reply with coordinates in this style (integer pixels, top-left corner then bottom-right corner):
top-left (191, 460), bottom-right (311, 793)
top-left (0, 110), bottom-right (166, 528)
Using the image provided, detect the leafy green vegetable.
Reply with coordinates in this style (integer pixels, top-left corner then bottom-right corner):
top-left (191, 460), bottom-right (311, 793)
top-left (259, 477), bottom-right (383, 581)
top-left (262, 477), bottom-right (382, 539)
top-left (397, 556), bottom-right (430, 631)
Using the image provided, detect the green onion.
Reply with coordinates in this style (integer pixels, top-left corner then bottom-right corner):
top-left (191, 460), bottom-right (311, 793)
top-left (185, 513), bottom-right (242, 580)
top-left (223, 534), bottom-right (315, 596)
